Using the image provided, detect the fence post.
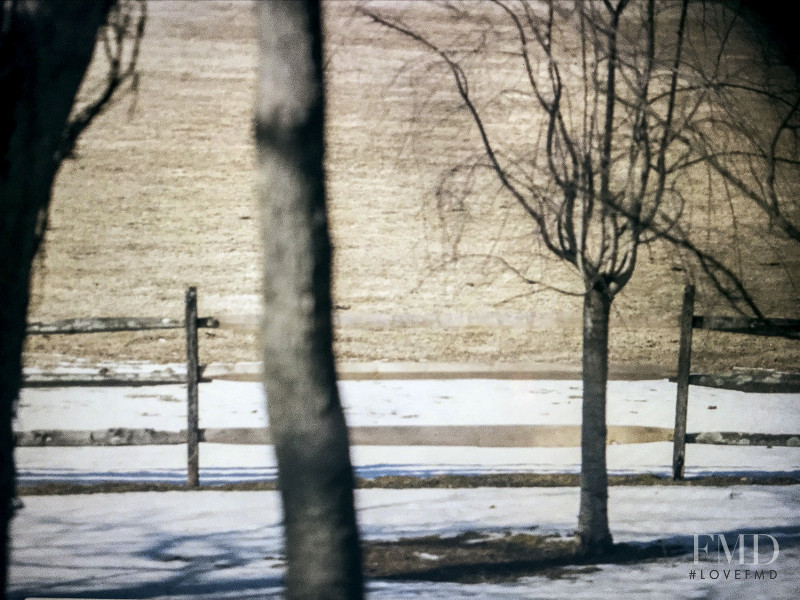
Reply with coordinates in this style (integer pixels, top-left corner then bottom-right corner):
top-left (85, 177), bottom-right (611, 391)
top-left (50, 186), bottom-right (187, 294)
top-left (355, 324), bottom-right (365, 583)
top-left (186, 286), bottom-right (200, 487)
top-left (673, 284), bottom-right (695, 480)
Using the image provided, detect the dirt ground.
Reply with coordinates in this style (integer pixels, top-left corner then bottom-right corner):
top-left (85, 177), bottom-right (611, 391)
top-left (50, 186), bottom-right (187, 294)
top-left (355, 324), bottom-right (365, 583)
top-left (361, 530), bottom-right (689, 583)
top-left (24, 1), bottom-right (800, 375)
top-left (19, 472), bottom-right (800, 496)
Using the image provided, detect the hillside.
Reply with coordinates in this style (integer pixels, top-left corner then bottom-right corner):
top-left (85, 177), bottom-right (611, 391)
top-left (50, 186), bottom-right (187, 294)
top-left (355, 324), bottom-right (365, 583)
top-left (24, 0), bottom-right (800, 375)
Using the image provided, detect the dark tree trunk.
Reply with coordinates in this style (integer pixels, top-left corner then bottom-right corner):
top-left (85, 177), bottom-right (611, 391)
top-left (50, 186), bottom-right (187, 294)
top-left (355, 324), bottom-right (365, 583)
top-left (255, 2), bottom-right (363, 599)
top-left (577, 285), bottom-right (614, 555)
top-left (0, 2), bottom-right (111, 596)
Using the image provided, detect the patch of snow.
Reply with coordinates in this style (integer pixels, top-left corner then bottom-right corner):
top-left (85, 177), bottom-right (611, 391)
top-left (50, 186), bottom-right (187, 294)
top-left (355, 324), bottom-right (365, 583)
top-left (10, 377), bottom-right (800, 597)
top-left (14, 379), bottom-right (800, 485)
top-left (10, 487), bottom-right (800, 599)
top-left (415, 552), bottom-right (441, 561)
top-left (17, 378), bottom-right (800, 433)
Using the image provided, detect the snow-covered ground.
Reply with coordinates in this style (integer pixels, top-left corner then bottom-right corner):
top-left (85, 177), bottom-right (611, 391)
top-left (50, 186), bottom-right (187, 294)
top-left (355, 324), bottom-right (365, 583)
top-left (11, 487), bottom-right (800, 599)
top-left (15, 378), bottom-right (800, 484)
top-left (11, 373), bottom-right (800, 598)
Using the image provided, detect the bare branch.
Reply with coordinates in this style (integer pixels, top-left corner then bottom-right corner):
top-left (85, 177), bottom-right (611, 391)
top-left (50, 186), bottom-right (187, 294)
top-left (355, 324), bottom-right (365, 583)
top-left (360, 6), bottom-right (572, 262)
top-left (58, 0), bottom-right (147, 162)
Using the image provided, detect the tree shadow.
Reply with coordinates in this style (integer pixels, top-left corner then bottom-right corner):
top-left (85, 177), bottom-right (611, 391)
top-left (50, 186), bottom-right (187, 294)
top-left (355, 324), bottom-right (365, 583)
top-left (10, 513), bottom-right (285, 600)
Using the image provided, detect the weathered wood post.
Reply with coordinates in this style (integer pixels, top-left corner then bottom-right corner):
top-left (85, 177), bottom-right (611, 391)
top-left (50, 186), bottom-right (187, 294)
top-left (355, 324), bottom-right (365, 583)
top-left (673, 284), bottom-right (695, 480)
top-left (185, 286), bottom-right (200, 487)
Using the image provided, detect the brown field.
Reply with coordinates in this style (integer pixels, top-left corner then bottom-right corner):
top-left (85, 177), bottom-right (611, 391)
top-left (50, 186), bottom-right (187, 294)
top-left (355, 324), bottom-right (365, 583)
top-left (24, 1), bottom-right (800, 375)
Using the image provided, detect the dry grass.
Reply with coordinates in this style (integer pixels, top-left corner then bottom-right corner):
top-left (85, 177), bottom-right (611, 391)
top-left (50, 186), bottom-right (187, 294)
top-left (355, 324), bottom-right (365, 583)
top-left (24, 1), bottom-right (800, 373)
top-left (363, 531), bottom-right (584, 582)
top-left (363, 529), bottom-right (694, 583)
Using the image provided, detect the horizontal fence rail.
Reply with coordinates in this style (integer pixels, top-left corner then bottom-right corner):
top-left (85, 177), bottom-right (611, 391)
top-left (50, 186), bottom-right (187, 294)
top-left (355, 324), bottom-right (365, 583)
top-left (27, 316), bottom-right (219, 335)
top-left (16, 425), bottom-right (800, 449)
top-left (15, 425), bottom-right (677, 448)
top-left (669, 368), bottom-right (800, 393)
top-left (682, 371), bottom-right (800, 393)
top-left (685, 432), bottom-right (800, 447)
top-left (22, 365), bottom-right (210, 387)
top-left (692, 315), bottom-right (800, 339)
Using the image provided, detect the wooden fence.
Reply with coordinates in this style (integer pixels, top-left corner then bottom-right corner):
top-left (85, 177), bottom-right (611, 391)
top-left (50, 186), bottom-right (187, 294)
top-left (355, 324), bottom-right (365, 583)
top-left (24, 287), bottom-right (219, 487)
top-left (21, 284), bottom-right (799, 486)
top-left (672, 284), bottom-right (800, 480)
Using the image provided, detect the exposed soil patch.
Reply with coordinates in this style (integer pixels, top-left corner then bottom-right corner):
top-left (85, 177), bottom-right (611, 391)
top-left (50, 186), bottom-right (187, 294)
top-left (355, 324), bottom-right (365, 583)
top-left (364, 531), bottom-right (581, 582)
top-left (358, 472), bottom-right (800, 489)
top-left (362, 531), bottom-right (686, 583)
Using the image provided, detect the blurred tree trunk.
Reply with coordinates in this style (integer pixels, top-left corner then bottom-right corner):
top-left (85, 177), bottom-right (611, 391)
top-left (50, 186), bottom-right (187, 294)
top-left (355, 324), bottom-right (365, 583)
top-left (255, 2), bottom-right (363, 599)
top-left (0, 2), bottom-right (112, 596)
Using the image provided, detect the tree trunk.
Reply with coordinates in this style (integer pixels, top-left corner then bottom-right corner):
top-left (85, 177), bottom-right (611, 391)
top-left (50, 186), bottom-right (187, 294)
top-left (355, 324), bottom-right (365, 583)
top-left (255, 2), bottom-right (363, 599)
top-left (0, 3), bottom-right (111, 596)
top-left (577, 285), bottom-right (614, 555)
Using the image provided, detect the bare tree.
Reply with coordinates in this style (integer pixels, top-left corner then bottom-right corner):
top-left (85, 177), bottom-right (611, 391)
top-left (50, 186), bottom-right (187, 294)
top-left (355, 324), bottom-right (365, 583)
top-left (0, 1), bottom-right (144, 594)
top-left (256, 1), bottom-right (363, 598)
top-left (360, 0), bottom-right (779, 555)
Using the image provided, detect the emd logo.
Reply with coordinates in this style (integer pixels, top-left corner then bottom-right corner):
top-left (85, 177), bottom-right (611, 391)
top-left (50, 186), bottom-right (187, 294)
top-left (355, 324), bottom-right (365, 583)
top-left (693, 533), bottom-right (780, 565)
